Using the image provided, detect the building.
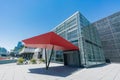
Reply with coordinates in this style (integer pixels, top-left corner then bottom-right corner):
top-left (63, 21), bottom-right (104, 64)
top-left (19, 47), bottom-right (43, 60)
top-left (52, 11), bottom-right (105, 67)
top-left (19, 47), bottom-right (35, 60)
top-left (0, 47), bottom-right (8, 56)
top-left (13, 42), bottom-right (24, 54)
top-left (92, 11), bottom-right (120, 62)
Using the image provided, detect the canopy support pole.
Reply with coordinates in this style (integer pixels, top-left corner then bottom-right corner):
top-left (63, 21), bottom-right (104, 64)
top-left (47, 46), bottom-right (54, 70)
top-left (45, 48), bottom-right (48, 70)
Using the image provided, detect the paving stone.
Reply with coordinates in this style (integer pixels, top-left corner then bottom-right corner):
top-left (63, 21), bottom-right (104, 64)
top-left (0, 63), bottom-right (120, 80)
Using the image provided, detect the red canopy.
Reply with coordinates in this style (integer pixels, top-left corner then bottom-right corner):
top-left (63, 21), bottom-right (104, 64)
top-left (22, 32), bottom-right (79, 51)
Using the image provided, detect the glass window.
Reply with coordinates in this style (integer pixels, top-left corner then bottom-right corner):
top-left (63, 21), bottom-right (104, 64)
top-left (59, 31), bottom-right (66, 39)
top-left (55, 50), bottom-right (63, 62)
top-left (67, 30), bottom-right (78, 40)
top-left (80, 15), bottom-right (90, 27)
top-left (115, 38), bottom-right (120, 43)
top-left (66, 18), bottom-right (77, 28)
top-left (71, 40), bottom-right (78, 47)
top-left (111, 22), bottom-right (120, 33)
top-left (55, 24), bottom-right (65, 33)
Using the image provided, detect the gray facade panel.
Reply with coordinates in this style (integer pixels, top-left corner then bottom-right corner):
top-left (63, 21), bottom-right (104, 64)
top-left (93, 11), bottom-right (120, 63)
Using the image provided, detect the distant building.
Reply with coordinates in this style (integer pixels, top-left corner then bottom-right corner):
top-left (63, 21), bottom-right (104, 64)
top-left (19, 47), bottom-right (43, 60)
top-left (92, 11), bottom-right (120, 62)
top-left (13, 42), bottom-right (24, 54)
top-left (0, 47), bottom-right (8, 56)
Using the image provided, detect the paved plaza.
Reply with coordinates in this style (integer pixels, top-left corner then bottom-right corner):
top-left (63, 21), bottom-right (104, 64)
top-left (0, 63), bottom-right (120, 80)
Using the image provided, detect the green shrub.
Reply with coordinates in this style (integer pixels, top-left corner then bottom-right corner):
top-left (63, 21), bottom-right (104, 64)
top-left (39, 58), bottom-right (45, 63)
top-left (30, 58), bottom-right (36, 64)
top-left (17, 57), bottom-right (24, 65)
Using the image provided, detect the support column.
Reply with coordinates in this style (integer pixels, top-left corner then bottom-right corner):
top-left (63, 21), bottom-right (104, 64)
top-left (78, 50), bottom-right (81, 67)
top-left (47, 46), bottom-right (54, 69)
top-left (45, 48), bottom-right (48, 70)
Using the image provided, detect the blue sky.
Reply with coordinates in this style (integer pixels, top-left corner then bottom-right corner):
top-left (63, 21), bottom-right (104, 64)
top-left (0, 0), bottom-right (120, 51)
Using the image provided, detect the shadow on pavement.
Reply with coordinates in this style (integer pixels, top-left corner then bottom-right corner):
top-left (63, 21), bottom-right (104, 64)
top-left (29, 66), bottom-right (81, 77)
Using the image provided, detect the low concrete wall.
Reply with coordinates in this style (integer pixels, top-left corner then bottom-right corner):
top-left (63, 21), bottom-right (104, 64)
top-left (0, 60), bottom-right (17, 64)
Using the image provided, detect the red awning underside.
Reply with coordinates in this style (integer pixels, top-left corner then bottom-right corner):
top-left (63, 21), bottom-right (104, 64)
top-left (22, 32), bottom-right (79, 51)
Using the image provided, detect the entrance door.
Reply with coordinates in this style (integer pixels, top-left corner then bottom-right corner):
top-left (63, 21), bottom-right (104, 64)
top-left (63, 51), bottom-right (80, 67)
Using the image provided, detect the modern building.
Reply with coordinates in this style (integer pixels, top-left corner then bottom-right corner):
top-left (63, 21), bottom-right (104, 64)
top-left (12, 42), bottom-right (24, 54)
top-left (19, 47), bottom-right (43, 60)
top-left (52, 11), bottom-right (105, 67)
top-left (0, 47), bottom-right (8, 56)
top-left (92, 11), bottom-right (120, 63)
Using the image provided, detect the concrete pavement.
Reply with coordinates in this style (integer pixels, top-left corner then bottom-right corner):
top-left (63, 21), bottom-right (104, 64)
top-left (0, 63), bottom-right (120, 80)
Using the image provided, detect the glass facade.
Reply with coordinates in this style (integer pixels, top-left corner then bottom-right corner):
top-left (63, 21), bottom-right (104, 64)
top-left (82, 25), bottom-right (105, 66)
top-left (0, 47), bottom-right (8, 55)
top-left (52, 11), bottom-right (105, 67)
top-left (92, 11), bottom-right (120, 62)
